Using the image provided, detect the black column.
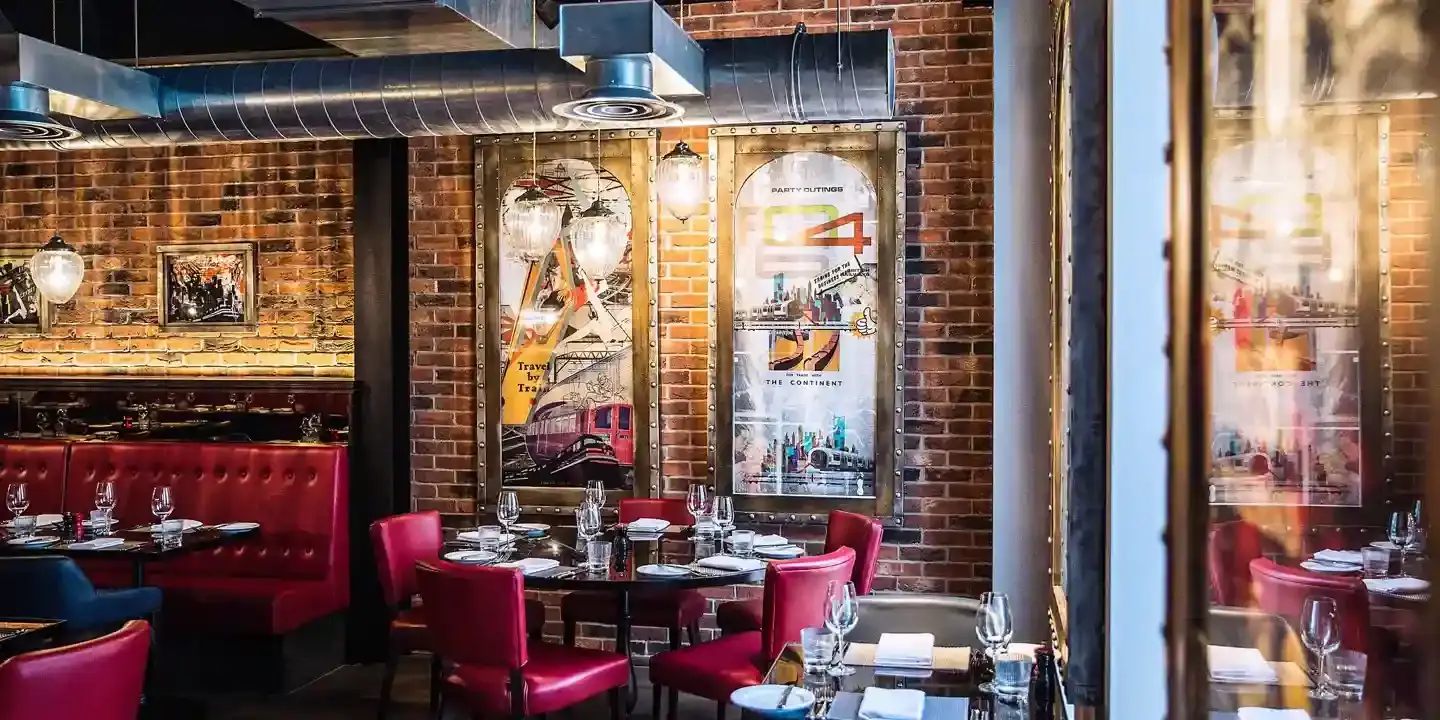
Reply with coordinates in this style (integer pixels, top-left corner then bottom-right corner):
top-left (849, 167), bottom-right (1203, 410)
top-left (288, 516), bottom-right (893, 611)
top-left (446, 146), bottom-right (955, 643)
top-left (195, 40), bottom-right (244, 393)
top-left (348, 138), bottom-right (411, 663)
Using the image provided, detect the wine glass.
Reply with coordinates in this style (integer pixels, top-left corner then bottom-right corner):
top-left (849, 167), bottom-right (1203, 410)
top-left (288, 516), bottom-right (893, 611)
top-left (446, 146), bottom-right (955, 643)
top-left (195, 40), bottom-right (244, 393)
top-left (5, 482), bottom-right (28, 521)
top-left (94, 480), bottom-right (117, 535)
top-left (686, 484), bottom-right (712, 532)
top-left (825, 581), bottom-right (860, 676)
top-left (151, 486), bottom-right (175, 527)
top-left (497, 490), bottom-right (520, 536)
top-left (976, 592), bottom-right (1015, 693)
top-left (576, 501), bottom-right (602, 553)
top-left (714, 496), bottom-right (735, 536)
top-left (1301, 596), bottom-right (1340, 699)
top-left (1390, 511), bottom-right (1416, 574)
top-left (585, 480), bottom-right (606, 509)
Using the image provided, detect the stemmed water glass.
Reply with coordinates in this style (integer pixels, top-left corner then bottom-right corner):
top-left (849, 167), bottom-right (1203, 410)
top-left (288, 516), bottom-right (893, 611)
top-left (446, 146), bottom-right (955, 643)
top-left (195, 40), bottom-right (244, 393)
top-left (585, 480), bottom-right (606, 509)
top-left (95, 480), bottom-right (117, 536)
top-left (976, 592), bottom-right (1015, 693)
top-left (686, 484), bottom-right (712, 534)
top-left (151, 486), bottom-right (175, 529)
top-left (5, 482), bottom-right (28, 523)
top-left (1301, 596), bottom-right (1340, 699)
top-left (1390, 511), bottom-right (1416, 575)
top-left (575, 501), bottom-right (602, 556)
top-left (825, 581), bottom-right (860, 676)
top-left (497, 490), bottom-right (520, 537)
top-left (714, 496), bottom-right (735, 536)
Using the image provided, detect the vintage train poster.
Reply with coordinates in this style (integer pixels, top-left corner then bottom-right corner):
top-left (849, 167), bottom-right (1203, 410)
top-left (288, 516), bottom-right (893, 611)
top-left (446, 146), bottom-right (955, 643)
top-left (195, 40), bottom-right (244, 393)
top-left (730, 152), bottom-right (879, 499)
top-left (1207, 137), bottom-right (1363, 507)
top-left (497, 159), bottom-right (635, 491)
top-left (0, 250), bottom-right (48, 332)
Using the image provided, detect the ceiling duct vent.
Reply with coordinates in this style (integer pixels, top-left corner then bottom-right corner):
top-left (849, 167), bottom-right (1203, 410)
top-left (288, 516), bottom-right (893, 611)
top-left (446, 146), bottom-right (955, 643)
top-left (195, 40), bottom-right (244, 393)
top-left (556, 0), bottom-right (703, 123)
top-left (0, 84), bottom-right (79, 141)
top-left (234, 0), bottom-right (558, 55)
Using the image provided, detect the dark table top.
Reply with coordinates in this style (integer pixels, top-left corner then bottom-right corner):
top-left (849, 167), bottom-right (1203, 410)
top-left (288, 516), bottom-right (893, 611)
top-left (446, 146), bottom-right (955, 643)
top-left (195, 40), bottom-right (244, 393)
top-left (0, 522), bottom-right (258, 560)
top-left (442, 525), bottom-right (770, 591)
top-left (0, 617), bottom-right (63, 658)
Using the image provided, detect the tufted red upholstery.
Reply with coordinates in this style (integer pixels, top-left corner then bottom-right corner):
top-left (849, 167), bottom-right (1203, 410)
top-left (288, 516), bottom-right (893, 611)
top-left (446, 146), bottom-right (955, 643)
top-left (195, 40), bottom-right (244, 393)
top-left (1209, 520), bottom-right (1271, 606)
top-left (417, 561), bottom-right (628, 717)
top-left (651, 547), bottom-right (856, 704)
top-left (0, 620), bottom-right (150, 720)
top-left (1250, 558), bottom-right (1371, 652)
top-left (617, 498), bottom-right (695, 526)
top-left (63, 442), bottom-right (349, 635)
top-left (0, 441), bottom-right (68, 515)
top-left (371, 511), bottom-right (443, 607)
top-left (716, 511), bottom-right (882, 634)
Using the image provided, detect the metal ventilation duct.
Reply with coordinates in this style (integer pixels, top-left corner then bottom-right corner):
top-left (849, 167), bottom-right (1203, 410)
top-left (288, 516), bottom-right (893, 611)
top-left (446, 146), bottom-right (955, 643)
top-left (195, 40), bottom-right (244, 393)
top-left (37, 30), bottom-right (894, 149)
top-left (554, 0), bottom-right (703, 123)
top-left (233, 0), bottom-right (558, 56)
top-left (0, 30), bottom-right (160, 142)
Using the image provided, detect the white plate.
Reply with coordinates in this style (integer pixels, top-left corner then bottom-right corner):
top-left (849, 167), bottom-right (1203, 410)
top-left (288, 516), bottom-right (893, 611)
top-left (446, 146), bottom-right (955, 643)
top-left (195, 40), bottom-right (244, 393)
top-left (216, 522), bottom-right (260, 532)
top-left (457, 531), bottom-right (517, 544)
top-left (1301, 560), bottom-right (1360, 574)
top-left (755, 545), bottom-right (806, 559)
top-left (6, 536), bottom-right (59, 546)
top-left (1370, 541), bottom-right (1403, 551)
top-left (2, 514), bottom-right (62, 529)
top-left (81, 518), bottom-right (117, 528)
top-left (140, 519), bottom-right (203, 533)
top-left (444, 550), bottom-right (498, 564)
top-left (729, 685), bottom-right (814, 714)
top-left (512, 523), bottom-right (550, 536)
top-left (636, 564), bottom-right (690, 578)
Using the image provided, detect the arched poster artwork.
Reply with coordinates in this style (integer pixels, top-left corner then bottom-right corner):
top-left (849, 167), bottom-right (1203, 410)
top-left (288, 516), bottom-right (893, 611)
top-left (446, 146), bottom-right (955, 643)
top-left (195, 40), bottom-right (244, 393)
top-left (711, 124), bottom-right (905, 523)
top-left (477, 132), bottom-right (659, 511)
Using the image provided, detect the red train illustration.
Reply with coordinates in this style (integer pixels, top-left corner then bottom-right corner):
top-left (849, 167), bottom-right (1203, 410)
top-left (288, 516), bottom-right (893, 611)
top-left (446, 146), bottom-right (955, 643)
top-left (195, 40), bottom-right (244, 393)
top-left (524, 401), bottom-right (635, 475)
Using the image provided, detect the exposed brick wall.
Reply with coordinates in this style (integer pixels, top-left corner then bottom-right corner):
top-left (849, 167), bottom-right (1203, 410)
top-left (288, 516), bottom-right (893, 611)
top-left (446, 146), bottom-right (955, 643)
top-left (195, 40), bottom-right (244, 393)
top-left (0, 142), bottom-right (354, 375)
top-left (1384, 99), bottom-right (1431, 505)
top-left (407, 1), bottom-right (996, 652)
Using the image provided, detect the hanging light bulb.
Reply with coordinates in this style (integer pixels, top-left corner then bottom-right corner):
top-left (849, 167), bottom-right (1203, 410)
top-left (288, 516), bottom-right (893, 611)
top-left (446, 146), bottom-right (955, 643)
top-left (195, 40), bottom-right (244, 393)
top-left (502, 186), bottom-right (563, 263)
top-left (570, 200), bottom-right (628, 279)
top-left (656, 141), bottom-right (704, 221)
top-left (28, 232), bottom-right (84, 304)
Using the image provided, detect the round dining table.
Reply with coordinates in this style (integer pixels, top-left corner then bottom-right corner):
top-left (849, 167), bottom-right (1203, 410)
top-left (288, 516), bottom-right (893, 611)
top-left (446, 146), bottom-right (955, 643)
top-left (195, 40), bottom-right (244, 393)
top-left (443, 524), bottom-right (772, 708)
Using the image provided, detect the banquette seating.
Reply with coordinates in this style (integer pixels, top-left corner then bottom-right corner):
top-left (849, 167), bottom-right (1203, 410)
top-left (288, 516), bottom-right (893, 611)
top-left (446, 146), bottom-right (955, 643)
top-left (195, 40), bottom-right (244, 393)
top-left (1, 440), bottom-right (350, 638)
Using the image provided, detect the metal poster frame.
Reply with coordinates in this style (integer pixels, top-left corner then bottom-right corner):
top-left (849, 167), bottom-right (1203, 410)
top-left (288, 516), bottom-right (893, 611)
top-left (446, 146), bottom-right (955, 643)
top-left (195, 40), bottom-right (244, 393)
top-left (0, 248), bottom-right (52, 334)
top-left (1047, 0), bottom-right (1073, 673)
top-left (475, 131), bottom-right (660, 514)
top-left (708, 122), bottom-right (905, 525)
top-left (155, 241), bottom-right (260, 330)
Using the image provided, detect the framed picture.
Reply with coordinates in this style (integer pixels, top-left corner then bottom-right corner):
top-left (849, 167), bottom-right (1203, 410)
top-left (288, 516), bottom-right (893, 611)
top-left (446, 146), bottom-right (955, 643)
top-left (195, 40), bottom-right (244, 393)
top-left (711, 123), bottom-right (906, 524)
top-left (156, 243), bottom-right (259, 329)
top-left (475, 131), bottom-right (659, 512)
top-left (0, 249), bottom-right (50, 333)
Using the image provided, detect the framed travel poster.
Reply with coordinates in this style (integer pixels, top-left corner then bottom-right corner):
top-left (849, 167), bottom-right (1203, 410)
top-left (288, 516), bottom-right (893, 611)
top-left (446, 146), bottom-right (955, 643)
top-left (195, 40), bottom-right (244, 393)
top-left (711, 123), bottom-right (906, 523)
top-left (475, 131), bottom-right (658, 511)
top-left (157, 242), bottom-right (259, 329)
top-left (0, 249), bottom-right (50, 333)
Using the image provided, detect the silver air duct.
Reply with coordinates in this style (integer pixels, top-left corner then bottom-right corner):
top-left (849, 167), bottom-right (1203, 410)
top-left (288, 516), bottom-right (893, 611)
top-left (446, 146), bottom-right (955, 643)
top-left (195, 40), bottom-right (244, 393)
top-left (232, 0), bottom-right (559, 56)
top-left (37, 29), bottom-right (894, 149)
top-left (554, 0), bottom-right (702, 123)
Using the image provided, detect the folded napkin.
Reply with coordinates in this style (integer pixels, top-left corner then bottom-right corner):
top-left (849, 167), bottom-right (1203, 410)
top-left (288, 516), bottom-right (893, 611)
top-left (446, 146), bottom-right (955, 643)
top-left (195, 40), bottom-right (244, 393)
top-left (1208, 646), bottom-right (1279, 684)
top-left (1364, 577), bottom-right (1430, 594)
top-left (69, 537), bottom-right (126, 550)
top-left (1313, 549), bottom-right (1363, 565)
top-left (495, 558), bottom-right (560, 575)
top-left (1237, 709), bottom-right (1311, 720)
top-left (626, 518), bottom-right (670, 533)
top-left (874, 633), bottom-right (935, 668)
top-left (856, 687), bottom-right (926, 720)
top-left (753, 534), bottom-right (788, 547)
top-left (3, 514), bottom-right (61, 528)
top-left (140, 519), bottom-right (202, 532)
top-left (696, 555), bottom-right (765, 572)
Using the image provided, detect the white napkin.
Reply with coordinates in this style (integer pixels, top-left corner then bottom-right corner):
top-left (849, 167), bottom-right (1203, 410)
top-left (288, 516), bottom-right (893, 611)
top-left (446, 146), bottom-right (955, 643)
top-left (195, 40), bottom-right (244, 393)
top-left (1208, 646), bottom-right (1279, 684)
top-left (753, 534), bottom-right (789, 547)
top-left (696, 555), bottom-right (765, 572)
top-left (1364, 577), bottom-right (1430, 594)
top-left (141, 519), bottom-right (203, 532)
top-left (874, 633), bottom-right (935, 668)
top-left (1313, 549), bottom-right (1363, 565)
top-left (856, 687), bottom-right (926, 720)
top-left (69, 537), bottom-right (125, 550)
top-left (3, 514), bottom-right (61, 528)
top-left (1237, 709), bottom-right (1311, 720)
top-left (495, 558), bottom-right (560, 575)
top-left (626, 518), bottom-right (670, 533)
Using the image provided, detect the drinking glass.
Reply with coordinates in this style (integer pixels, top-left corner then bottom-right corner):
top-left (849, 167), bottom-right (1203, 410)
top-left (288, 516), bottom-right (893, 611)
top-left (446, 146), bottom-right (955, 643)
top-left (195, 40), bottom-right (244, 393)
top-left (1325, 649), bottom-right (1366, 700)
top-left (730, 529), bottom-right (756, 558)
top-left (476, 525), bottom-right (502, 552)
top-left (1390, 511), bottom-right (1416, 575)
top-left (575, 502), bottom-right (602, 553)
top-left (824, 582), bottom-right (860, 677)
top-left (585, 540), bottom-right (612, 573)
top-left (94, 480), bottom-right (116, 532)
top-left (585, 480), bottom-right (606, 509)
top-left (1301, 596), bottom-right (1340, 700)
top-left (1361, 547), bottom-right (1389, 578)
top-left (993, 652), bottom-right (1034, 697)
top-left (5, 482), bottom-right (28, 521)
top-left (11, 515), bottom-right (35, 538)
top-left (714, 496), bottom-right (735, 535)
top-left (686, 484), bottom-right (712, 531)
top-left (151, 486), bottom-right (174, 528)
top-left (800, 627), bottom-right (837, 675)
top-left (497, 490), bottom-right (520, 535)
top-left (977, 592), bottom-right (1015, 693)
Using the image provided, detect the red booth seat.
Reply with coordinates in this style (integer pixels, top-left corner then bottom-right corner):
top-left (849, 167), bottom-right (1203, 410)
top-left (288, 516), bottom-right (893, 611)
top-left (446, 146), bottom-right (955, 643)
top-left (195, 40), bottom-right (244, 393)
top-left (0, 441), bottom-right (69, 516)
top-left (61, 442), bottom-right (349, 635)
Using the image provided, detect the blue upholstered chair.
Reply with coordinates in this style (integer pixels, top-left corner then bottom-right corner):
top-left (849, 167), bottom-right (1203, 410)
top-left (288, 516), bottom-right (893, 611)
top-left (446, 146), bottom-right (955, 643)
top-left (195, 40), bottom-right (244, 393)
top-left (0, 556), bottom-right (161, 635)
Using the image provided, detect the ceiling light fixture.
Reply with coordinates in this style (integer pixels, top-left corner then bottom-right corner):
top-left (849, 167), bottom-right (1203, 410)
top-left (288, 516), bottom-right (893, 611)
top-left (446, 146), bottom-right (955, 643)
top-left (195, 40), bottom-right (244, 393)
top-left (656, 140), bottom-right (703, 221)
top-left (503, 186), bottom-right (563, 263)
top-left (570, 200), bottom-right (627, 279)
top-left (29, 232), bottom-right (84, 303)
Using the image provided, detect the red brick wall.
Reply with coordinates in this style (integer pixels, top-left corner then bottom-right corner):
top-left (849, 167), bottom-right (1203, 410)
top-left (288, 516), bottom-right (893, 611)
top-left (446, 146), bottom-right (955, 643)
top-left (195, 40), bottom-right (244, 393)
top-left (1385, 99), bottom-right (1431, 503)
top-left (0, 142), bottom-right (355, 375)
top-left (407, 1), bottom-right (995, 650)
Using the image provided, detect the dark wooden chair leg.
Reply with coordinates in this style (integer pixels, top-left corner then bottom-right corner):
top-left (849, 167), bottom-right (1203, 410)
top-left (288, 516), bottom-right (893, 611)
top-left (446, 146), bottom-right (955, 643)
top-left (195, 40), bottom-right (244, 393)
top-left (377, 650), bottom-right (399, 720)
top-left (430, 684), bottom-right (445, 720)
top-left (651, 682), bottom-right (662, 720)
top-left (610, 686), bottom-right (624, 720)
top-left (428, 654), bottom-right (443, 716)
top-left (716, 700), bottom-right (728, 720)
top-left (668, 624), bottom-right (682, 651)
top-left (667, 688), bottom-right (679, 720)
top-left (686, 623), bottom-right (700, 647)
top-left (563, 619), bottom-right (576, 647)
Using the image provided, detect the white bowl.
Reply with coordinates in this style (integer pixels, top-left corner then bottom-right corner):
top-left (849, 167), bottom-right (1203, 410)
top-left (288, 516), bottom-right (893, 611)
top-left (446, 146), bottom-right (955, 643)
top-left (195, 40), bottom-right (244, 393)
top-left (729, 685), bottom-right (814, 718)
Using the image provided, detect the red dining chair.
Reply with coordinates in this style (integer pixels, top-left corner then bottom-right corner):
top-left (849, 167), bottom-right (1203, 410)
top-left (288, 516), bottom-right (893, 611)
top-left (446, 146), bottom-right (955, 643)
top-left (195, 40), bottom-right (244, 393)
top-left (1249, 558), bottom-right (1372, 652)
top-left (370, 510), bottom-right (546, 719)
top-left (650, 546), bottom-right (856, 720)
top-left (1208, 520), bottom-right (1270, 606)
top-left (561, 498), bottom-right (707, 650)
top-left (715, 509), bottom-right (882, 635)
top-left (0, 619), bottom-right (150, 720)
top-left (416, 560), bottom-right (629, 720)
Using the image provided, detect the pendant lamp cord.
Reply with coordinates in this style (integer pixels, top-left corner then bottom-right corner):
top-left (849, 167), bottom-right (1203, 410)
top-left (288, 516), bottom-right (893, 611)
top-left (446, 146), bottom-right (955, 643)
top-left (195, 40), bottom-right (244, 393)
top-left (530, 0), bottom-right (538, 181)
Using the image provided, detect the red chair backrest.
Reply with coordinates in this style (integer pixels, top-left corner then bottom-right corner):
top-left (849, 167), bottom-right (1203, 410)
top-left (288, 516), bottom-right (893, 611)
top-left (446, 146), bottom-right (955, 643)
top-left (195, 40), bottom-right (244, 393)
top-left (1208, 520), bottom-right (1268, 606)
top-left (618, 498), bottom-right (693, 526)
top-left (0, 620), bottom-right (150, 720)
top-left (824, 510), bottom-right (884, 595)
top-left (0, 441), bottom-right (68, 516)
top-left (416, 561), bottom-right (528, 670)
top-left (761, 547), bottom-right (856, 662)
top-left (1249, 558), bottom-right (1370, 652)
top-left (370, 510), bottom-right (443, 607)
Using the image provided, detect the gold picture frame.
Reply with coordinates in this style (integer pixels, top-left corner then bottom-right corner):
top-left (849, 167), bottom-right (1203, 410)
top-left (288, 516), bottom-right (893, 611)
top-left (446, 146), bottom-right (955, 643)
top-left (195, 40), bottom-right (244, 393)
top-left (156, 242), bottom-right (259, 329)
top-left (0, 248), bottom-right (51, 334)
